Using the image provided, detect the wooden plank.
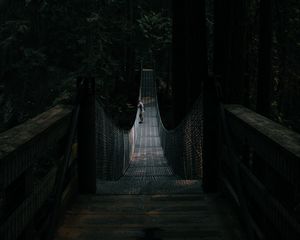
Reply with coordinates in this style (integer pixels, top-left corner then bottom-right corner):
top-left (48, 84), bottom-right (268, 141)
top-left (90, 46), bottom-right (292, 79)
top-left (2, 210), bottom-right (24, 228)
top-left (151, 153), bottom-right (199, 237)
top-left (225, 105), bottom-right (300, 158)
top-left (0, 105), bottom-right (71, 160)
top-left (55, 193), bottom-right (246, 240)
top-left (0, 105), bottom-right (71, 189)
top-left (225, 104), bottom-right (300, 187)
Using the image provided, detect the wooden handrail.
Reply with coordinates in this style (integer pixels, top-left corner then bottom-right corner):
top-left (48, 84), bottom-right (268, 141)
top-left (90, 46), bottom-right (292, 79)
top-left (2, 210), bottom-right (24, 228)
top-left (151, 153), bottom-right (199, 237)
top-left (46, 77), bottom-right (86, 240)
top-left (0, 105), bottom-right (72, 240)
top-left (0, 76), bottom-right (91, 240)
top-left (220, 104), bottom-right (300, 240)
top-left (218, 103), bottom-right (255, 240)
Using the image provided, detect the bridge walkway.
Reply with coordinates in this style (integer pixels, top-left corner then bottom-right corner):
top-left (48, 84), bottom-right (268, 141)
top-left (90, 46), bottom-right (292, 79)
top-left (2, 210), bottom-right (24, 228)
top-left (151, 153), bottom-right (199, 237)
top-left (54, 70), bottom-right (245, 240)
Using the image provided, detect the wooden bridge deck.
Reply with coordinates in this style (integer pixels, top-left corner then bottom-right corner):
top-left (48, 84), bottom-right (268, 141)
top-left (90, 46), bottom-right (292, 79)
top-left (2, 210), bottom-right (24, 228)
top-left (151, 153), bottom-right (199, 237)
top-left (55, 193), bottom-right (244, 240)
top-left (55, 70), bottom-right (245, 240)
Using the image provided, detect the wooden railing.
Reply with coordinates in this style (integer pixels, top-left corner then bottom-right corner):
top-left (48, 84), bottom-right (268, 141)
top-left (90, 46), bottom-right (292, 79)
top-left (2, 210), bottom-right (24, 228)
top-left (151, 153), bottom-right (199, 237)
top-left (220, 104), bottom-right (300, 240)
top-left (0, 105), bottom-right (74, 240)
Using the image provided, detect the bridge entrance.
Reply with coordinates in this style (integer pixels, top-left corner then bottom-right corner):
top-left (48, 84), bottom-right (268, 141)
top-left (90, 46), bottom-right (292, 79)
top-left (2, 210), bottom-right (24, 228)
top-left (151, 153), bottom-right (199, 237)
top-left (55, 70), bottom-right (246, 240)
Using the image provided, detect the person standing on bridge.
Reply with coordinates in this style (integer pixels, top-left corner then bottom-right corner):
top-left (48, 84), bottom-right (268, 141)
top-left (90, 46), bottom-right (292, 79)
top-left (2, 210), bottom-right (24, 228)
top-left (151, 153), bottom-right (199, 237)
top-left (137, 99), bottom-right (145, 123)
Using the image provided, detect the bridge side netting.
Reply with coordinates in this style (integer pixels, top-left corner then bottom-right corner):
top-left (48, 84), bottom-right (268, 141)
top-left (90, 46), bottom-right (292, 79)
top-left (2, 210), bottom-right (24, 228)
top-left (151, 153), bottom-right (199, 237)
top-left (95, 70), bottom-right (203, 181)
top-left (95, 99), bottom-right (139, 180)
top-left (153, 75), bottom-right (203, 179)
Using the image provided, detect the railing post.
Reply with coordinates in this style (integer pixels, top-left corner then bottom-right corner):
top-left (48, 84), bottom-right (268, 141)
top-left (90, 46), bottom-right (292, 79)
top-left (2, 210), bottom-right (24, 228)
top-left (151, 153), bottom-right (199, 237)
top-left (78, 77), bottom-right (96, 194)
top-left (202, 74), bottom-right (220, 192)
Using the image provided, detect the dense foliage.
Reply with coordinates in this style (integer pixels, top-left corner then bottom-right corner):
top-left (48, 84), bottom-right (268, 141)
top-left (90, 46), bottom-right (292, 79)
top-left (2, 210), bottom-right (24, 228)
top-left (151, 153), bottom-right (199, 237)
top-left (1, 0), bottom-right (299, 133)
top-left (246, 0), bottom-right (300, 131)
top-left (271, 0), bottom-right (300, 131)
top-left (206, 0), bottom-right (300, 132)
top-left (0, 0), bottom-right (173, 131)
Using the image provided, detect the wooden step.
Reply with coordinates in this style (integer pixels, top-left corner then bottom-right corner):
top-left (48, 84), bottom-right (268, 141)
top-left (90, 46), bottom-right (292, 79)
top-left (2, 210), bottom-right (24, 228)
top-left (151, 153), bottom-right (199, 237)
top-left (55, 193), bottom-right (246, 240)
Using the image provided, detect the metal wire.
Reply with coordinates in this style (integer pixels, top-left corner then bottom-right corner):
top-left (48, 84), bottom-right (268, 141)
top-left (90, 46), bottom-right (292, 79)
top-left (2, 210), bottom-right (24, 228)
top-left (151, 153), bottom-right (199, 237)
top-left (152, 72), bottom-right (203, 180)
top-left (95, 98), bottom-right (139, 180)
top-left (95, 69), bottom-right (203, 180)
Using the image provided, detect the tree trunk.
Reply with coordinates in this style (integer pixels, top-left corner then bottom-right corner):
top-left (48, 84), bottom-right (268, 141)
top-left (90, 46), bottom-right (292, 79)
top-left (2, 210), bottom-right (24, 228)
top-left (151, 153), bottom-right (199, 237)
top-left (172, 1), bottom-right (187, 126)
top-left (229, 0), bottom-right (247, 104)
top-left (214, 0), bottom-right (247, 104)
top-left (185, 1), bottom-right (207, 108)
top-left (172, 1), bottom-right (206, 126)
top-left (257, 0), bottom-right (273, 117)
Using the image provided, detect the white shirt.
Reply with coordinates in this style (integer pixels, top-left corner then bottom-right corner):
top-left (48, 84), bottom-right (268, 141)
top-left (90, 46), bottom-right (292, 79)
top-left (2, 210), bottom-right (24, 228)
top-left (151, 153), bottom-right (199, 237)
top-left (138, 102), bottom-right (145, 112)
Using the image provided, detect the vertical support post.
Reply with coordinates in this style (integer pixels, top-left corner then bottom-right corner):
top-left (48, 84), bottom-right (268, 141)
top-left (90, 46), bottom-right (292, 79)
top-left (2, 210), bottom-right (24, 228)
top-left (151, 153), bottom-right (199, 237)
top-left (78, 77), bottom-right (96, 194)
top-left (203, 74), bottom-right (219, 192)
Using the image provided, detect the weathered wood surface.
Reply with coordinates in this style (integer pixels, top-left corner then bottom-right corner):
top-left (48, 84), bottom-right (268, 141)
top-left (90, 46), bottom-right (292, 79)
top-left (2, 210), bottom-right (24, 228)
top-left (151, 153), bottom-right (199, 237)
top-left (0, 105), bottom-right (72, 189)
top-left (223, 104), bottom-right (300, 239)
top-left (55, 193), bottom-right (245, 240)
top-left (0, 105), bottom-right (72, 160)
top-left (225, 104), bottom-right (300, 158)
top-left (0, 105), bottom-right (73, 240)
top-left (225, 104), bottom-right (300, 203)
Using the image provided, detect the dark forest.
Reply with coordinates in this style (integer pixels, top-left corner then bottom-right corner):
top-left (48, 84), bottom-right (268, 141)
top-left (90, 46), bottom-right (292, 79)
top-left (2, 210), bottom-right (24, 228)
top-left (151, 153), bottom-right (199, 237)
top-left (0, 1), bottom-right (300, 240)
top-left (0, 0), bottom-right (299, 132)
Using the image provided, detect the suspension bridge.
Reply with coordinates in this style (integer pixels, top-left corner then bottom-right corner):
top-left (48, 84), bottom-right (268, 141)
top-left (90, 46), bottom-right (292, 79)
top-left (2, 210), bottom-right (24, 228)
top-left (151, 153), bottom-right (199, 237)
top-left (0, 70), bottom-right (299, 240)
top-left (54, 69), bottom-right (243, 240)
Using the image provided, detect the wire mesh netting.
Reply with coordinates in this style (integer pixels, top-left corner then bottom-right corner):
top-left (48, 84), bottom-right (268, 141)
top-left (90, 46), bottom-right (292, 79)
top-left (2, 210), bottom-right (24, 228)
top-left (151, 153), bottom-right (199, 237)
top-left (95, 98), bottom-right (138, 180)
top-left (152, 73), bottom-right (203, 180)
top-left (95, 69), bottom-right (203, 181)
